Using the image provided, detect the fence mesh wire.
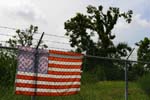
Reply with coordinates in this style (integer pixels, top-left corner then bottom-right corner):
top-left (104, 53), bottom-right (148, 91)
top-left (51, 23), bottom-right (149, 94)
top-left (0, 47), bottom-right (150, 100)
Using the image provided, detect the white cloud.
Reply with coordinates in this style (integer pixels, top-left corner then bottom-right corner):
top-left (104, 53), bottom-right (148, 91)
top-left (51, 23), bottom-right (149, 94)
top-left (113, 14), bottom-right (150, 46)
top-left (0, 0), bottom-right (47, 24)
top-left (15, 3), bottom-right (46, 23)
top-left (135, 15), bottom-right (150, 28)
top-left (114, 14), bottom-right (150, 31)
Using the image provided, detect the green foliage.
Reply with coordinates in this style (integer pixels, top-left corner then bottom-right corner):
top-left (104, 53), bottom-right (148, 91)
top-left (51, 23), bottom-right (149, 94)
top-left (0, 50), bottom-right (17, 86)
top-left (83, 56), bottom-right (125, 80)
top-left (138, 73), bottom-right (150, 96)
top-left (64, 5), bottom-right (132, 57)
top-left (64, 5), bottom-right (133, 80)
top-left (135, 37), bottom-right (150, 76)
top-left (81, 71), bottom-right (99, 85)
top-left (128, 63), bottom-right (146, 81)
top-left (93, 65), bottom-right (106, 81)
top-left (116, 43), bottom-right (132, 58)
top-left (103, 62), bottom-right (124, 80)
top-left (81, 65), bottom-right (107, 84)
top-left (7, 25), bottom-right (48, 48)
top-left (126, 37), bottom-right (150, 81)
top-left (136, 37), bottom-right (150, 62)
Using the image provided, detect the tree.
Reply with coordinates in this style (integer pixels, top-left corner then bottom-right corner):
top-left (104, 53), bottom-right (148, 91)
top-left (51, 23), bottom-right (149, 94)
top-left (136, 37), bottom-right (150, 62)
top-left (135, 37), bottom-right (150, 74)
top-left (64, 5), bottom-right (133, 80)
top-left (136, 38), bottom-right (150, 95)
top-left (64, 5), bottom-right (132, 57)
top-left (7, 25), bottom-right (47, 48)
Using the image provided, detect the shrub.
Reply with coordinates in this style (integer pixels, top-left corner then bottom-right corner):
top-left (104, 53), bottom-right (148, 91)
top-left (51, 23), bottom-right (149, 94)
top-left (0, 51), bottom-right (17, 87)
top-left (138, 73), bottom-right (150, 95)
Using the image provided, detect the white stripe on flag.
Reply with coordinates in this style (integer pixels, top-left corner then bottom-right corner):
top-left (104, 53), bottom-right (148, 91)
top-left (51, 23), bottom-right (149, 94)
top-left (16, 79), bottom-right (81, 85)
top-left (49, 60), bottom-right (82, 65)
top-left (16, 87), bottom-right (80, 93)
top-left (17, 71), bottom-right (81, 78)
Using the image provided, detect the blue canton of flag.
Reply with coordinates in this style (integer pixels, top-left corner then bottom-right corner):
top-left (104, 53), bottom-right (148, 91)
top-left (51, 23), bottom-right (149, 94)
top-left (17, 46), bottom-right (48, 74)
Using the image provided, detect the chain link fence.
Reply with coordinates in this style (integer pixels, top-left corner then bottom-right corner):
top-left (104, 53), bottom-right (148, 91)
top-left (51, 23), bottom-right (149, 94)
top-left (0, 47), bottom-right (150, 100)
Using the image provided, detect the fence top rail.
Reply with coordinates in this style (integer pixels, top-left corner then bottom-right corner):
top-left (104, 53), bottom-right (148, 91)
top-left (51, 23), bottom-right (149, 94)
top-left (84, 55), bottom-right (150, 64)
top-left (0, 46), bottom-right (17, 50)
top-left (0, 46), bottom-right (150, 64)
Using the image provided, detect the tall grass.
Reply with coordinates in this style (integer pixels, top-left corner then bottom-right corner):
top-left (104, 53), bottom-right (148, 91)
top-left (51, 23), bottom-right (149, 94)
top-left (0, 81), bottom-right (149, 100)
top-left (138, 73), bottom-right (150, 97)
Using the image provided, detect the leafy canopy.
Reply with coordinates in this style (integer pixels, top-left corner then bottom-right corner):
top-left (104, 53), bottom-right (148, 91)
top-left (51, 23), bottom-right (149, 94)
top-left (7, 25), bottom-right (47, 48)
top-left (136, 37), bottom-right (150, 61)
top-left (64, 5), bottom-right (132, 57)
top-left (135, 37), bottom-right (150, 72)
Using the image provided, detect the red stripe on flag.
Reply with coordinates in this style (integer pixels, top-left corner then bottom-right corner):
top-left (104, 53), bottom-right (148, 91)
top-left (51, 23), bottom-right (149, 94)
top-left (48, 56), bottom-right (82, 62)
top-left (48, 64), bottom-right (81, 69)
top-left (47, 71), bottom-right (81, 75)
top-left (49, 50), bottom-right (83, 56)
top-left (16, 83), bottom-right (80, 89)
top-left (16, 75), bottom-right (80, 82)
top-left (15, 91), bottom-right (79, 96)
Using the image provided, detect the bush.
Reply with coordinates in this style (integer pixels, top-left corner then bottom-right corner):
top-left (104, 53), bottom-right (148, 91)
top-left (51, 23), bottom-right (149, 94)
top-left (138, 73), bottom-right (150, 95)
top-left (81, 71), bottom-right (98, 85)
top-left (0, 51), bottom-right (17, 87)
top-left (93, 65), bottom-right (106, 81)
top-left (81, 65), bottom-right (107, 85)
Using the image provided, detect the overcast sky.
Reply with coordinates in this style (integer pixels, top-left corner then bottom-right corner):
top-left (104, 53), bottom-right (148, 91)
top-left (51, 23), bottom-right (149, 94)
top-left (0, 0), bottom-right (150, 55)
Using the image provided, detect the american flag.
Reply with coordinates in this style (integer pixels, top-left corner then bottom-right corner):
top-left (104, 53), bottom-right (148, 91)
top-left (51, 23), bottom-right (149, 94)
top-left (15, 46), bottom-right (83, 96)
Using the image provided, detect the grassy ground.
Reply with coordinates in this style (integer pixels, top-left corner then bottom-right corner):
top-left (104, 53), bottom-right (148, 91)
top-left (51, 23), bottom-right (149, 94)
top-left (0, 81), bottom-right (149, 100)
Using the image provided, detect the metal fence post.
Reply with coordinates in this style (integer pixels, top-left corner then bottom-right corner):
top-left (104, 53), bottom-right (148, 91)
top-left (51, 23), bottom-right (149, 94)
top-left (31, 32), bottom-right (44, 100)
top-left (125, 61), bottom-right (128, 100)
top-left (125, 48), bottom-right (135, 100)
